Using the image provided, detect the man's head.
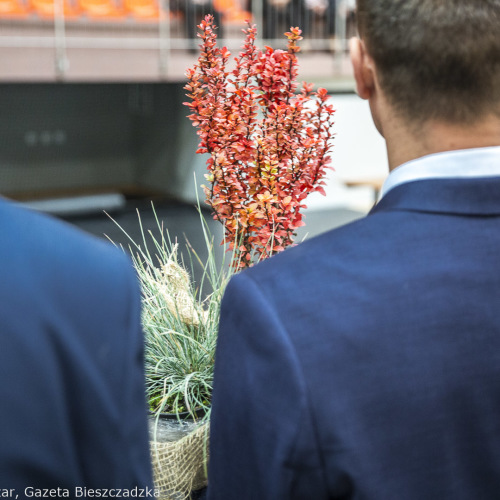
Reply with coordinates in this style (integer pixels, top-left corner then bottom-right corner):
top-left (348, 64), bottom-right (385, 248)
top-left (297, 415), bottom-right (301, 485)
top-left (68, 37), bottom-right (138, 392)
top-left (353, 0), bottom-right (500, 126)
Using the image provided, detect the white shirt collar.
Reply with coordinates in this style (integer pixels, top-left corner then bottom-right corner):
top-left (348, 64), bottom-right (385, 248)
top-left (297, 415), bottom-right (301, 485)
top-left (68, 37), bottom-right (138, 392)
top-left (379, 146), bottom-right (500, 200)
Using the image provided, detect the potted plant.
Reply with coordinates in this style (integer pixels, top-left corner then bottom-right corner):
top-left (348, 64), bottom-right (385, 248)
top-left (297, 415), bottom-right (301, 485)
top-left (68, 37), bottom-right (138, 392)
top-left (120, 15), bottom-right (335, 499)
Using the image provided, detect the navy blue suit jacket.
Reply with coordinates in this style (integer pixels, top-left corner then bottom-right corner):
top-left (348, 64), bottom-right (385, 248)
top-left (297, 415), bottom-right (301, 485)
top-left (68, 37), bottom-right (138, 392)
top-left (0, 199), bottom-right (152, 493)
top-left (207, 177), bottom-right (500, 499)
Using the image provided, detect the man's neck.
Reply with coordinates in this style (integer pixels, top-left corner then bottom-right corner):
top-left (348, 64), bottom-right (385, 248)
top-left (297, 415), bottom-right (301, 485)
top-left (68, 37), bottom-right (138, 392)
top-left (384, 114), bottom-right (500, 172)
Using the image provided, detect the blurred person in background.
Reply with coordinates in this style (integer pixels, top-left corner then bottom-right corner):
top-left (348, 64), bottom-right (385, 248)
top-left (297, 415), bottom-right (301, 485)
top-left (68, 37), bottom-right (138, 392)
top-left (0, 198), bottom-right (153, 494)
top-left (260, 0), bottom-right (306, 40)
top-left (173, 0), bottom-right (224, 51)
top-left (206, 0), bottom-right (500, 498)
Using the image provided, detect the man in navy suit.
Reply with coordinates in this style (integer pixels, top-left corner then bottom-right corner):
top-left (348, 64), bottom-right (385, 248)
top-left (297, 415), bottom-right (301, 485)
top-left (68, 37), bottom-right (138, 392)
top-left (207, 1), bottom-right (500, 498)
top-left (0, 199), bottom-right (153, 494)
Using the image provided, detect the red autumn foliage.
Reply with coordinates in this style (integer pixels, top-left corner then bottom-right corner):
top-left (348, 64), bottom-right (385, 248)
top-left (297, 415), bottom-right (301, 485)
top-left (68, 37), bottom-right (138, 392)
top-left (184, 15), bottom-right (335, 268)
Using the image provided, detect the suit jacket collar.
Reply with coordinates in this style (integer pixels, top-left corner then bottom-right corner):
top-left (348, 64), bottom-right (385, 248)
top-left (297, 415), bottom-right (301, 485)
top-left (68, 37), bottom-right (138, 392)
top-left (379, 146), bottom-right (500, 199)
top-left (370, 176), bottom-right (500, 216)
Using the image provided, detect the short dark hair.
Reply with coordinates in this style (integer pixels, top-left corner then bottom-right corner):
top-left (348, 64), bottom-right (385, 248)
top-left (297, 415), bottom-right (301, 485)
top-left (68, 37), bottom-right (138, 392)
top-left (356, 0), bottom-right (500, 124)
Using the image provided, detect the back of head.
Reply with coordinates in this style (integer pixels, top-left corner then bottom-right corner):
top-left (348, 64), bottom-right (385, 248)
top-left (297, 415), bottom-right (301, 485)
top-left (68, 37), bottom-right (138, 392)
top-left (356, 0), bottom-right (500, 125)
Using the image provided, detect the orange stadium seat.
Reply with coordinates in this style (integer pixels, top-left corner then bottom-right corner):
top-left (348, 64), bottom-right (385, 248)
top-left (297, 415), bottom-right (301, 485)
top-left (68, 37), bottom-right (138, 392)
top-left (123, 0), bottom-right (164, 20)
top-left (30, 0), bottom-right (79, 18)
top-left (212, 0), bottom-right (250, 22)
top-left (78, 0), bottom-right (124, 19)
top-left (0, 0), bottom-right (31, 17)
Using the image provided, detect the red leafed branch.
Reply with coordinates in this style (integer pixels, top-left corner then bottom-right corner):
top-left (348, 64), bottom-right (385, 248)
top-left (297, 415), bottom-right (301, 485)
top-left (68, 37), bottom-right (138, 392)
top-left (184, 15), bottom-right (335, 268)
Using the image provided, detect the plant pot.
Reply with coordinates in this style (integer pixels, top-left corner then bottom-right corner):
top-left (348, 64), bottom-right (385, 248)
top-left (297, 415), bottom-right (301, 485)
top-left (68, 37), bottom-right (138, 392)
top-left (148, 412), bottom-right (209, 499)
top-left (153, 407), bottom-right (207, 421)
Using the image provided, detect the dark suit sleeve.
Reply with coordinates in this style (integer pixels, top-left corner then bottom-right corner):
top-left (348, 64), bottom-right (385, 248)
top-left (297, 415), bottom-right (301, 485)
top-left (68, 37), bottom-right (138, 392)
top-left (207, 272), bottom-right (328, 500)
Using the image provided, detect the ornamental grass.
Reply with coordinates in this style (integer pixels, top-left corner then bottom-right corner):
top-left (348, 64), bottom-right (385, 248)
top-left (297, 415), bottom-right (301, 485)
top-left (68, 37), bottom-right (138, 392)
top-left (111, 208), bottom-right (236, 421)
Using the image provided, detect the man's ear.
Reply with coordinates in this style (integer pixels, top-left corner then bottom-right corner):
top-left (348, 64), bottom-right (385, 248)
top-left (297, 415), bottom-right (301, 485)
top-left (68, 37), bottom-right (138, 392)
top-left (349, 37), bottom-right (376, 100)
